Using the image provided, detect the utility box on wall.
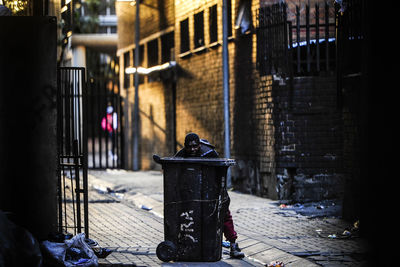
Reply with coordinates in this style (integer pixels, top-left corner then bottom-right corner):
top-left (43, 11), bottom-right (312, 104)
top-left (0, 16), bottom-right (58, 239)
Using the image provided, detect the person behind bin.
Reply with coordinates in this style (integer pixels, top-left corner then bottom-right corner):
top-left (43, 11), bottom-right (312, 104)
top-left (174, 133), bottom-right (245, 259)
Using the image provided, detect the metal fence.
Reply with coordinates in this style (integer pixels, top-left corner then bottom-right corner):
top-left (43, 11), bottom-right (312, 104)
top-left (288, 2), bottom-right (336, 75)
top-left (257, 2), bottom-right (337, 77)
top-left (257, 3), bottom-right (289, 76)
top-left (87, 76), bottom-right (124, 169)
top-left (57, 67), bottom-right (89, 237)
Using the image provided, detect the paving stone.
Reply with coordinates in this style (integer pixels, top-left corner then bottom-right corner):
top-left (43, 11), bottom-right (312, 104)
top-left (82, 170), bottom-right (370, 266)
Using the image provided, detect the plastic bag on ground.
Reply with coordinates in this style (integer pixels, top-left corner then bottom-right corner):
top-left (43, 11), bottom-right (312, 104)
top-left (41, 233), bottom-right (98, 267)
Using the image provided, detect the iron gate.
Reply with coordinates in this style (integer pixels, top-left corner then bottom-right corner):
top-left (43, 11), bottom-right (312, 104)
top-left (57, 67), bottom-right (89, 237)
top-left (87, 76), bottom-right (124, 169)
top-left (57, 67), bottom-right (123, 237)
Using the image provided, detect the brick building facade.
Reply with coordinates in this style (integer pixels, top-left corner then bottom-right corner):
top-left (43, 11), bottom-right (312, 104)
top-left (115, 0), bottom-right (366, 208)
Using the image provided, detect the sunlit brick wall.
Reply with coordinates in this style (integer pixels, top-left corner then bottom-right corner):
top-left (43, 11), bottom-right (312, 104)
top-left (116, 0), bottom-right (175, 169)
top-left (173, 0), bottom-right (280, 197)
top-left (139, 81), bottom-right (173, 169)
top-left (174, 0), bottom-right (236, 153)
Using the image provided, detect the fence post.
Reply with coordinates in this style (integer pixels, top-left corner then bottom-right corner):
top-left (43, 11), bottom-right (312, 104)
top-left (325, 2), bottom-right (330, 71)
top-left (296, 5), bottom-right (300, 73)
top-left (316, 3), bottom-right (320, 72)
top-left (306, 4), bottom-right (310, 73)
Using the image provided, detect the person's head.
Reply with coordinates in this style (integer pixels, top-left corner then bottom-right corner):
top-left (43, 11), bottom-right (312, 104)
top-left (107, 105), bottom-right (113, 114)
top-left (184, 133), bottom-right (200, 156)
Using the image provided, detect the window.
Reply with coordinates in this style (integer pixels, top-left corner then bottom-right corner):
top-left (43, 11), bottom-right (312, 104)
top-left (194, 11), bottom-right (204, 48)
top-left (147, 39), bottom-right (159, 82)
top-left (147, 39), bottom-right (159, 67)
top-left (209, 5), bottom-right (218, 43)
top-left (226, 0), bottom-right (233, 37)
top-left (99, 26), bottom-right (108, 33)
top-left (139, 44), bottom-right (144, 67)
top-left (123, 51), bottom-right (130, 89)
top-left (161, 31), bottom-right (174, 63)
top-left (180, 18), bottom-right (189, 53)
top-left (99, 26), bottom-right (117, 34)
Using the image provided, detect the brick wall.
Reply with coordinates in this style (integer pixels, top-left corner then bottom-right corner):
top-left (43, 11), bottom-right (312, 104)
top-left (116, 0), bottom-right (176, 169)
top-left (230, 73), bottom-right (344, 202)
top-left (271, 76), bottom-right (344, 202)
top-left (116, 0), bottom-right (175, 50)
top-left (116, 0), bottom-right (346, 202)
top-left (174, 0), bottom-right (235, 151)
top-left (228, 0), bottom-right (344, 201)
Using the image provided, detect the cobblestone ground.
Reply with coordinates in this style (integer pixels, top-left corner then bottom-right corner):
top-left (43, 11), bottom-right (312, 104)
top-left (228, 192), bottom-right (370, 266)
top-left (63, 187), bottom-right (161, 266)
top-left (66, 188), bottom-right (262, 266)
top-left (63, 173), bottom-right (370, 266)
top-left (80, 189), bottom-right (164, 266)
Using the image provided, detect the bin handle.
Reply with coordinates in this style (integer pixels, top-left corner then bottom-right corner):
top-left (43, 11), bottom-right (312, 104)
top-left (153, 154), bottom-right (161, 164)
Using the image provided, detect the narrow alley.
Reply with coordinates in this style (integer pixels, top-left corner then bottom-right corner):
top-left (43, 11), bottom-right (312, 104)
top-left (1, 1), bottom-right (374, 266)
top-left (78, 169), bottom-right (369, 266)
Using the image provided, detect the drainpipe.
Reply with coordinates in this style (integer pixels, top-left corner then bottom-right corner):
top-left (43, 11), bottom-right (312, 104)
top-left (133, 0), bottom-right (140, 170)
top-left (222, 0), bottom-right (231, 188)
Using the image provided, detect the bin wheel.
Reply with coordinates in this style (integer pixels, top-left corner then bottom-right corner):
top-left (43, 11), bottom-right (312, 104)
top-left (156, 241), bottom-right (177, 262)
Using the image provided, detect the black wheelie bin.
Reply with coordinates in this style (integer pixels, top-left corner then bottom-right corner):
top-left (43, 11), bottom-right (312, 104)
top-left (153, 155), bottom-right (236, 262)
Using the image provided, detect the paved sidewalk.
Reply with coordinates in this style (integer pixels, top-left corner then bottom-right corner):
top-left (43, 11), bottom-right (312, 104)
top-left (86, 169), bottom-right (370, 266)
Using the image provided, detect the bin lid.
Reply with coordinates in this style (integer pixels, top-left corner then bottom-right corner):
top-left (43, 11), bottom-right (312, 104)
top-left (153, 155), bottom-right (236, 166)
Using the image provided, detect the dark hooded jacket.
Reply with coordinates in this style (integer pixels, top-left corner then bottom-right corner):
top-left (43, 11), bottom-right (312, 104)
top-left (174, 139), bottom-right (219, 158)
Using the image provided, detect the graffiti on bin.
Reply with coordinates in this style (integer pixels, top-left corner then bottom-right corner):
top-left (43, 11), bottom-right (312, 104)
top-left (179, 210), bottom-right (197, 243)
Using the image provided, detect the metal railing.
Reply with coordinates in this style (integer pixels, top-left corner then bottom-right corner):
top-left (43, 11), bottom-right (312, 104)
top-left (57, 67), bottom-right (89, 237)
top-left (257, 2), bottom-right (337, 77)
top-left (288, 2), bottom-right (336, 75)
